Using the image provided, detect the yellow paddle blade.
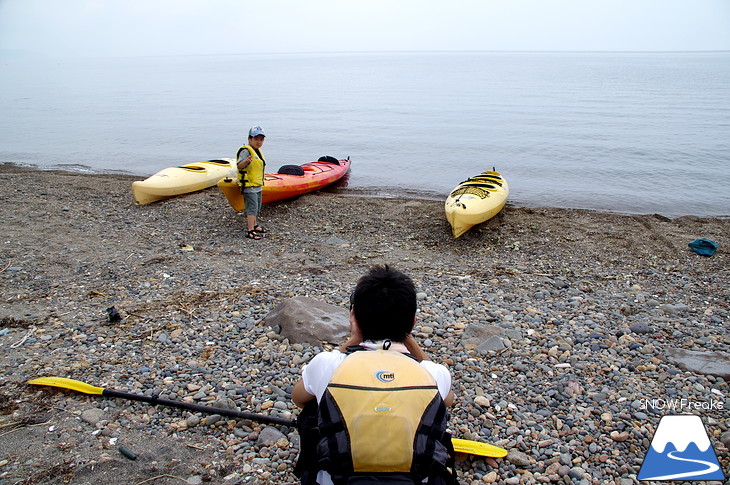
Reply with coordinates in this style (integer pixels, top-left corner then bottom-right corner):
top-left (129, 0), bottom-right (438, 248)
top-left (452, 438), bottom-right (508, 458)
top-left (28, 377), bottom-right (104, 395)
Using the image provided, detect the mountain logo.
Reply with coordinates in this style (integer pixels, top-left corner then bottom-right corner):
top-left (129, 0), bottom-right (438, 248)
top-left (638, 414), bottom-right (725, 481)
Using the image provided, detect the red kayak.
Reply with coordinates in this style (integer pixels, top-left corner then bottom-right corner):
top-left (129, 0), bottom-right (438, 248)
top-left (218, 157), bottom-right (350, 210)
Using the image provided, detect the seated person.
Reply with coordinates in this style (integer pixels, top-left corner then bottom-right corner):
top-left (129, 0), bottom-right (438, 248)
top-left (292, 265), bottom-right (456, 484)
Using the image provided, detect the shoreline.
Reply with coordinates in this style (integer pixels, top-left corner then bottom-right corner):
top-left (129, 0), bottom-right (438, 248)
top-left (1, 163), bottom-right (728, 484)
top-left (8, 162), bottom-right (729, 219)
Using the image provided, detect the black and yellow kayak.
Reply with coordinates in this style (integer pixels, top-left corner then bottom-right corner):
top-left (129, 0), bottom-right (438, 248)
top-left (444, 169), bottom-right (509, 238)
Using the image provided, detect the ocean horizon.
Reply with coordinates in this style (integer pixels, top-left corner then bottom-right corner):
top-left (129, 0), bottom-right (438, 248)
top-left (2, 51), bottom-right (729, 217)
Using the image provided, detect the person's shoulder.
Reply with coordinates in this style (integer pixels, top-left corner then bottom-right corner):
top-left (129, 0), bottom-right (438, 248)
top-left (309, 350), bottom-right (347, 366)
top-left (237, 145), bottom-right (252, 158)
top-left (419, 360), bottom-right (449, 375)
top-left (302, 350), bottom-right (347, 386)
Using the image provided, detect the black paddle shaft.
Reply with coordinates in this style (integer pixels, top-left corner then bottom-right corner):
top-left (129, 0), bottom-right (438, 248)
top-left (102, 389), bottom-right (297, 427)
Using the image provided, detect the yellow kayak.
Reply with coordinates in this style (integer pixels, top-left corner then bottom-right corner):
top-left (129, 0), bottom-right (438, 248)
top-left (132, 159), bottom-right (235, 205)
top-left (444, 170), bottom-right (509, 238)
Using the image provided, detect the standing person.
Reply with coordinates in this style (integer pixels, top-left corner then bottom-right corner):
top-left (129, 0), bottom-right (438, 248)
top-left (237, 125), bottom-right (267, 240)
top-left (292, 265), bottom-right (457, 485)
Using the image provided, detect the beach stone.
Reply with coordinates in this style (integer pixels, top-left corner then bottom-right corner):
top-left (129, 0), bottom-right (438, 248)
top-left (658, 303), bottom-right (690, 315)
top-left (213, 398), bottom-right (238, 410)
top-left (81, 408), bottom-right (106, 425)
top-left (461, 323), bottom-right (503, 349)
top-left (257, 426), bottom-right (286, 446)
top-left (324, 236), bottom-right (348, 246)
top-left (629, 321), bottom-right (652, 335)
top-left (264, 297), bottom-right (349, 345)
top-left (506, 450), bottom-right (531, 467)
top-left (477, 336), bottom-right (505, 354)
top-left (474, 396), bottom-right (490, 407)
top-left (204, 414), bottom-right (222, 426)
top-left (482, 470), bottom-right (498, 482)
top-left (568, 467), bottom-right (586, 480)
top-left (665, 348), bottom-right (730, 379)
top-left (551, 277), bottom-right (569, 289)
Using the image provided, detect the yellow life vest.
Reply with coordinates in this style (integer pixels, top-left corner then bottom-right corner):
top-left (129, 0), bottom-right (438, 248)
top-left (317, 349), bottom-right (451, 481)
top-left (236, 145), bottom-right (265, 187)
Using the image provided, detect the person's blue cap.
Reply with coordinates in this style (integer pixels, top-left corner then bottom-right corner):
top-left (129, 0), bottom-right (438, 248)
top-left (248, 125), bottom-right (265, 137)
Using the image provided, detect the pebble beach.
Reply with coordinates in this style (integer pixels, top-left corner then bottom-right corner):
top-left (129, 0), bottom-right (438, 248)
top-left (0, 163), bottom-right (728, 485)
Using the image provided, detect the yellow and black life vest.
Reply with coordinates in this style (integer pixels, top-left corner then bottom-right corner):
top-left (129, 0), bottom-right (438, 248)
top-left (236, 145), bottom-right (265, 187)
top-left (316, 348), bottom-right (453, 483)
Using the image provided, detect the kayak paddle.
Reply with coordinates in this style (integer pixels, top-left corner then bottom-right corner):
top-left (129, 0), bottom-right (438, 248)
top-left (451, 438), bottom-right (507, 458)
top-left (28, 376), bottom-right (508, 458)
top-left (28, 376), bottom-right (296, 426)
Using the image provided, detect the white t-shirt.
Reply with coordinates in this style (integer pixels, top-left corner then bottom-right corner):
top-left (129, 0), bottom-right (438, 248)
top-left (300, 346), bottom-right (453, 485)
top-left (302, 349), bottom-right (452, 402)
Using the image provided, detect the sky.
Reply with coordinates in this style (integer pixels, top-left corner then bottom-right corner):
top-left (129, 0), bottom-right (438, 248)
top-left (1, 0), bottom-right (729, 58)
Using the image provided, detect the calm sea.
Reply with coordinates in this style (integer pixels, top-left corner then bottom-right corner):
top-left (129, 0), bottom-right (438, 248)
top-left (2, 51), bottom-right (729, 217)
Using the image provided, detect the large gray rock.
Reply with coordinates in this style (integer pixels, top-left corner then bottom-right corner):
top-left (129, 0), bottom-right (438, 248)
top-left (264, 296), bottom-right (349, 345)
top-left (461, 323), bottom-right (504, 350)
top-left (477, 335), bottom-right (506, 354)
top-left (666, 348), bottom-right (730, 380)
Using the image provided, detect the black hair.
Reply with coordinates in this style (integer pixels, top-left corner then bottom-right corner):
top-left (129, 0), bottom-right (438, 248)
top-left (351, 265), bottom-right (417, 342)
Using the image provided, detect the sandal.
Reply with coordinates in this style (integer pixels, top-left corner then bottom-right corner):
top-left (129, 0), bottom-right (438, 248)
top-left (246, 230), bottom-right (262, 240)
top-left (253, 225), bottom-right (267, 234)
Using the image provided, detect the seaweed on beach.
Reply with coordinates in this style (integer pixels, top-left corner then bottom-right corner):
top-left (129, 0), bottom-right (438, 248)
top-left (0, 316), bottom-right (34, 328)
top-left (13, 460), bottom-right (76, 485)
top-left (0, 391), bottom-right (19, 415)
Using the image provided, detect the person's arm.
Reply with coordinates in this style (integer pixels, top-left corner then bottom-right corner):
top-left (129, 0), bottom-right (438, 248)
top-left (405, 334), bottom-right (456, 406)
top-left (294, 314), bottom-right (361, 407)
top-left (338, 310), bottom-right (364, 352)
top-left (237, 147), bottom-right (252, 170)
top-left (292, 378), bottom-right (315, 408)
top-left (443, 389), bottom-right (455, 407)
top-left (403, 334), bottom-right (429, 362)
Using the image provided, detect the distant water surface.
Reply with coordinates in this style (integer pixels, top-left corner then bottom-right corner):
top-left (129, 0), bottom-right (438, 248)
top-left (1, 51), bottom-right (729, 217)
